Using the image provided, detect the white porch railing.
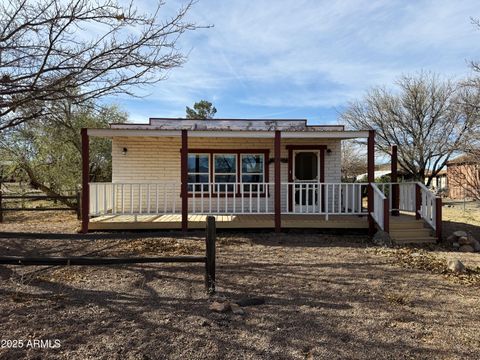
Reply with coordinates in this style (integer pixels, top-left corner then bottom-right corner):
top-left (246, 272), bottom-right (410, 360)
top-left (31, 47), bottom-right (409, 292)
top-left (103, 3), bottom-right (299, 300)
top-left (376, 182), bottom-right (416, 212)
top-left (370, 183), bottom-right (387, 231)
top-left (89, 182), bottom-right (181, 216)
top-left (377, 181), bottom-right (439, 231)
top-left (89, 182), bottom-right (370, 218)
top-left (418, 182), bottom-right (437, 229)
top-left (189, 182), bottom-right (274, 214)
top-left (281, 182), bottom-right (369, 218)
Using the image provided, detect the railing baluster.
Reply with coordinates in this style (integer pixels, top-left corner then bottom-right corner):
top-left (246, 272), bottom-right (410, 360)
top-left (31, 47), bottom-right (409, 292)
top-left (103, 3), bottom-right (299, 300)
top-left (325, 184), bottom-right (329, 220)
top-left (192, 183), bottom-right (196, 213)
top-left (224, 183), bottom-right (228, 214)
top-left (249, 184), bottom-right (252, 213)
top-left (233, 185), bottom-right (236, 213)
top-left (147, 184), bottom-right (150, 214)
top-left (255, 183), bottom-right (259, 213)
top-left (139, 184), bottom-right (142, 214)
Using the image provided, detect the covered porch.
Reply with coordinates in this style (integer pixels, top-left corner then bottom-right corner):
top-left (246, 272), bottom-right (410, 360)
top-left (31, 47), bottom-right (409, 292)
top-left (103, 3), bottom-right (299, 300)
top-left (81, 119), bottom-right (442, 241)
top-left (81, 121), bottom-right (375, 232)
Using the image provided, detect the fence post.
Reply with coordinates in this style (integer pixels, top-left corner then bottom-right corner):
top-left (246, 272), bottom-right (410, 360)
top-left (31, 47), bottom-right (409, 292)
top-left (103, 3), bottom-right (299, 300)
top-left (205, 216), bottom-right (216, 294)
top-left (435, 197), bottom-right (442, 241)
top-left (415, 183), bottom-right (421, 220)
top-left (0, 191), bottom-right (3, 223)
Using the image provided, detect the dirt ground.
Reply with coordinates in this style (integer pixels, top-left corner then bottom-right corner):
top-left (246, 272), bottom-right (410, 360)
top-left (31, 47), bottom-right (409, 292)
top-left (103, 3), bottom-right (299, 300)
top-left (0, 211), bottom-right (479, 359)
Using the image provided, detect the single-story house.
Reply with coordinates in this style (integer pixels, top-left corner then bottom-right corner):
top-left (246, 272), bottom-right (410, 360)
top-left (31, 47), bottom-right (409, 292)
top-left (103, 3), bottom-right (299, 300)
top-left (447, 153), bottom-right (480, 200)
top-left (81, 118), bottom-right (442, 243)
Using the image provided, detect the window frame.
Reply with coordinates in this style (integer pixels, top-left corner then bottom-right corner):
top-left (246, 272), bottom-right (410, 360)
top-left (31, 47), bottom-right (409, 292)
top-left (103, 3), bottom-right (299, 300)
top-left (186, 149), bottom-right (270, 197)
top-left (240, 153), bottom-right (265, 193)
top-left (213, 153), bottom-right (238, 193)
top-left (187, 153), bottom-right (210, 192)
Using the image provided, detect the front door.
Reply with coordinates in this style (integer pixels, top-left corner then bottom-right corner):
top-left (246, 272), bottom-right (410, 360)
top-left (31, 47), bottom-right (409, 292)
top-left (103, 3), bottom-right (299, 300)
top-left (294, 151), bottom-right (319, 212)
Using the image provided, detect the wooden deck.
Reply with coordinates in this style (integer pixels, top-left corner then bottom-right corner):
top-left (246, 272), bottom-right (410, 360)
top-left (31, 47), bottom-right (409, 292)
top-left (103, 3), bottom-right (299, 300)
top-left (89, 214), bottom-right (369, 231)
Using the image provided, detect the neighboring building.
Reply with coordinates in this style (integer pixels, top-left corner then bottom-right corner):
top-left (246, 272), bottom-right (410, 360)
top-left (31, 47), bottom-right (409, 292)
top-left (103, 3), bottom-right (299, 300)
top-left (355, 162), bottom-right (410, 182)
top-left (447, 154), bottom-right (480, 200)
top-left (424, 169), bottom-right (447, 193)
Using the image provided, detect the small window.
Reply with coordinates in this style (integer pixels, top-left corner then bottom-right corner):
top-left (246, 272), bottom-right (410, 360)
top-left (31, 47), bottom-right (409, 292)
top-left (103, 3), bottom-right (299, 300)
top-left (188, 154), bottom-right (209, 192)
top-left (241, 154), bottom-right (264, 192)
top-left (214, 154), bottom-right (236, 192)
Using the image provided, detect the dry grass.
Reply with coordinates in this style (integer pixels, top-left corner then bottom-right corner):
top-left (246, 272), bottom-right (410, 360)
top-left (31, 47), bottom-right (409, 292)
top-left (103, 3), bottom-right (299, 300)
top-left (443, 201), bottom-right (480, 227)
top-left (0, 210), bottom-right (80, 233)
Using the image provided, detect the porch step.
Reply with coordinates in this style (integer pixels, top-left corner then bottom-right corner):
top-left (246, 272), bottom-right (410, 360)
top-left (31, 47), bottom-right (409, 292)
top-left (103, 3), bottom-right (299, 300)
top-left (389, 220), bottom-right (425, 230)
top-left (388, 215), bottom-right (437, 245)
top-left (390, 228), bottom-right (433, 239)
top-left (393, 237), bottom-right (438, 245)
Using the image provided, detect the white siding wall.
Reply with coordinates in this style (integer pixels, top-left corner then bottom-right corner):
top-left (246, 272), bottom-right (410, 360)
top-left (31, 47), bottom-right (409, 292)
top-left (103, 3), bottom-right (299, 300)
top-left (109, 136), bottom-right (342, 213)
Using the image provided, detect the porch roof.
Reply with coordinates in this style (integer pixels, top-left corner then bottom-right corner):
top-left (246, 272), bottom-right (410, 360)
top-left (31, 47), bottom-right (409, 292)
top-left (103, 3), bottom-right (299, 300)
top-left (87, 118), bottom-right (370, 139)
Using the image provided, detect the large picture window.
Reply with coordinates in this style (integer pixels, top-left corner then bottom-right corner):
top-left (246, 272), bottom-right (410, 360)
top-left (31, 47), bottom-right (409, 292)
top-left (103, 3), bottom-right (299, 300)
top-left (187, 150), bottom-right (269, 195)
top-left (188, 154), bottom-right (209, 191)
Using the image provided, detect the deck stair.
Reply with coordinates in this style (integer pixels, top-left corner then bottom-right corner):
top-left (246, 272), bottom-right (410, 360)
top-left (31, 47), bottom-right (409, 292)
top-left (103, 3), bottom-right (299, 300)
top-left (389, 215), bottom-right (437, 245)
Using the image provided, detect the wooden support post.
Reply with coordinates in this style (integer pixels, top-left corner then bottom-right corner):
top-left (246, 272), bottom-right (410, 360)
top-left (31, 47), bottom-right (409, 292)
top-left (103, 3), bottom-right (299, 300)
top-left (205, 216), bottom-right (216, 294)
top-left (81, 128), bottom-right (89, 233)
top-left (0, 191), bottom-right (3, 223)
top-left (274, 131), bottom-right (281, 233)
top-left (367, 130), bottom-right (375, 236)
top-left (435, 197), bottom-right (442, 241)
top-left (415, 183), bottom-right (421, 220)
top-left (391, 145), bottom-right (399, 216)
top-left (181, 130), bottom-right (188, 232)
top-left (383, 197), bottom-right (390, 233)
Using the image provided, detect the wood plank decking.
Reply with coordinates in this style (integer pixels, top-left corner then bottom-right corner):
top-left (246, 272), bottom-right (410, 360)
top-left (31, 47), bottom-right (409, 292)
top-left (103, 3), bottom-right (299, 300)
top-left (89, 214), bottom-right (369, 231)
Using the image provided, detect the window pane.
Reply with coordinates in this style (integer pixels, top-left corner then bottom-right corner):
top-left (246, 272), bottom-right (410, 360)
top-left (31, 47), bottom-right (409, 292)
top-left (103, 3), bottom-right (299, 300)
top-left (188, 154), bottom-right (209, 173)
top-left (215, 175), bottom-right (235, 192)
top-left (214, 154), bottom-right (236, 173)
top-left (215, 175), bottom-right (236, 183)
top-left (188, 174), bottom-right (209, 183)
top-left (242, 183), bottom-right (264, 192)
top-left (242, 155), bottom-right (264, 173)
top-left (187, 174), bottom-right (209, 192)
top-left (242, 174), bottom-right (263, 183)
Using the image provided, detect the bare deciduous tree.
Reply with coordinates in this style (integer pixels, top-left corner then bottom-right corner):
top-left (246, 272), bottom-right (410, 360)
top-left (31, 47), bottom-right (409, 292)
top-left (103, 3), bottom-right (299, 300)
top-left (341, 72), bottom-right (479, 186)
top-left (0, 0), bottom-right (202, 131)
top-left (341, 140), bottom-right (367, 182)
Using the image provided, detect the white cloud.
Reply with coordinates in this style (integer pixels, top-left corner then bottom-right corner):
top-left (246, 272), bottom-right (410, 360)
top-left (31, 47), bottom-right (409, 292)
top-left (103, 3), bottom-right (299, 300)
top-left (110, 0), bottom-right (480, 119)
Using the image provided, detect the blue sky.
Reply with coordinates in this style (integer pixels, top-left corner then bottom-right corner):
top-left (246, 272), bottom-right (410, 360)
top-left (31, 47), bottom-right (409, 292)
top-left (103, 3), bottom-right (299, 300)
top-left (108, 0), bottom-right (480, 124)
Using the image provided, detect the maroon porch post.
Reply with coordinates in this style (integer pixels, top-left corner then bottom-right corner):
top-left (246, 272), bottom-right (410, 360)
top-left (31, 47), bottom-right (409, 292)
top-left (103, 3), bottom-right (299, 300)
top-left (391, 145), bottom-right (399, 216)
top-left (81, 128), bottom-right (89, 233)
top-left (435, 197), bottom-right (442, 241)
top-left (367, 130), bottom-right (375, 235)
top-left (274, 131), bottom-right (281, 233)
top-left (415, 184), bottom-right (421, 220)
top-left (181, 130), bottom-right (188, 232)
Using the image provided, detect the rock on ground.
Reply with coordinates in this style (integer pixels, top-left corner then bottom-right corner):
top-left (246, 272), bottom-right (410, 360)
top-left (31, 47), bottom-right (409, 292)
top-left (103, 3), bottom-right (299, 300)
top-left (447, 259), bottom-right (466, 274)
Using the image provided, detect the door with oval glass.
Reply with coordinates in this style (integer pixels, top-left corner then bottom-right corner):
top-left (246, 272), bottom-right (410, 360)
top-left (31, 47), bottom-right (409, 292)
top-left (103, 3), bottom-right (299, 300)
top-left (293, 150), bottom-right (320, 212)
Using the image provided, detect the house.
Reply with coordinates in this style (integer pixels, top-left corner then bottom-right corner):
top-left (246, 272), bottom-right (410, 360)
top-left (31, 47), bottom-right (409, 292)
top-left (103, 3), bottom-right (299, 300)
top-left (425, 169), bottom-right (447, 193)
top-left (355, 162), bottom-right (411, 182)
top-left (447, 153), bottom-right (480, 200)
top-left (81, 118), bottom-right (442, 243)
